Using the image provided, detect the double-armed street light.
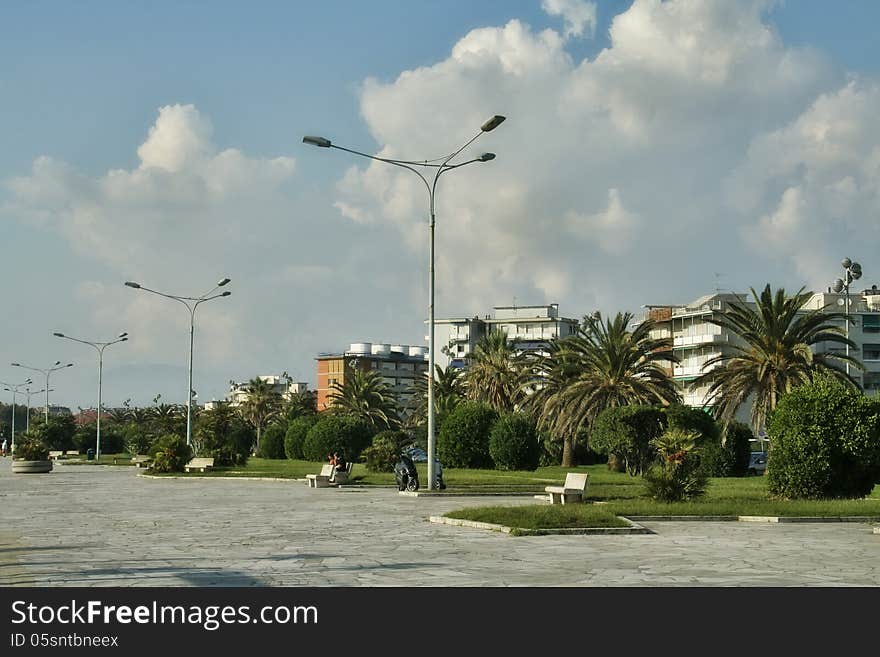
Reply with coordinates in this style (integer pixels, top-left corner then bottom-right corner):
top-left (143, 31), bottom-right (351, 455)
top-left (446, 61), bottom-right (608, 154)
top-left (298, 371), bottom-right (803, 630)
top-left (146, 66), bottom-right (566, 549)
top-left (1, 378), bottom-right (32, 456)
top-left (10, 361), bottom-right (74, 425)
top-left (303, 114), bottom-right (506, 489)
top-left (54, 331), bottom-right (128, 460)
top-left (24, 386), bottom-right (52, 433)
top-left (832, 257), bottom-right (863, 377)
top-left (124, 278), bottom-right (231, 448)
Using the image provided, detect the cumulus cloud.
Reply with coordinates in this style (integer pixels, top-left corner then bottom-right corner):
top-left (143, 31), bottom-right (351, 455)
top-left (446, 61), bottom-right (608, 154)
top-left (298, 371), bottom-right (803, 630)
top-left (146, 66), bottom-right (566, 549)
top-left (542, 0), bottom-right (598, 39)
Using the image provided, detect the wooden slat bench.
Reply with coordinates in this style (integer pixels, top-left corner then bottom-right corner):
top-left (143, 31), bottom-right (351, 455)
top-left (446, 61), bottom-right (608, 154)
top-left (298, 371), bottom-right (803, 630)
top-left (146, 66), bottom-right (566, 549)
top-left (306, 464), bottom-right (334, 488)
top-left (545, 473), bottom-right (590, 504)
top-left (131, 455), bottom-right (153, 468)
top-left (184, 457), bottom-right (215, 473)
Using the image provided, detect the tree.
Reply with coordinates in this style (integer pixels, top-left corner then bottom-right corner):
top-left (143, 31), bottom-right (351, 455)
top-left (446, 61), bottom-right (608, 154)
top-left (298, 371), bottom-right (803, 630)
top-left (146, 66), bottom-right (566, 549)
top-left (150, 403), bottom-right (185, 436)
top-left (282, 390), bottom-right (317, 422)
top-left (239, 377), bottom-right (282, 452)
top-left (405, 364), bottom-right (464, 428)
top-left (463, 332), bottom-right (523, 413)
top-left (692, 285), bottom-right (861, 434)
top-left (523, 311), bottom-right (679, 467)
top-left (328, 368), bottom-right (400, 431)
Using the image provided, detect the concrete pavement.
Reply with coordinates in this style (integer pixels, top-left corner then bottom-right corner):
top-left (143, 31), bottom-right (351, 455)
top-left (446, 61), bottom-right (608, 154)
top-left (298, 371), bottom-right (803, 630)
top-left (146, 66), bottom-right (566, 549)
top-left (1, 461), bottom-right (878, 586)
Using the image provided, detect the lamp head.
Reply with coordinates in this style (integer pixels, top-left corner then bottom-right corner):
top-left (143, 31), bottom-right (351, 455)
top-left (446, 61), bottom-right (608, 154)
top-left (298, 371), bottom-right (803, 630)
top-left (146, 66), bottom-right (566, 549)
top-left (54, 360), bottom-right (61, 366)
top-left (65, 363), bottom-right (73, 368)
top-left (832, 278), bottom-right (844, 293)
top-left (124, 281), bottom-right (141, 289)
top-left (217, 278), bottom-right (231, 287)
top-left (842, 257), bottom-right (852, 269)
top-left (221, 290), bottom-right (231, 297)
top-left (11, 363), bottom-right (20, 367)
top-left (53, 332), bottom-right (65, 338)
top-left (303, 136), bottom-right (332, 148)
top-left (118, 332), bottom-right (128, 338)
top-left (478, 152), bottom-right (496, 162)
top-left (851, 262), bottom-right (862, 279)
top-left (120, 337), bottom-right (129, 342)
top-left (480, 115), bottom-right (506, 132)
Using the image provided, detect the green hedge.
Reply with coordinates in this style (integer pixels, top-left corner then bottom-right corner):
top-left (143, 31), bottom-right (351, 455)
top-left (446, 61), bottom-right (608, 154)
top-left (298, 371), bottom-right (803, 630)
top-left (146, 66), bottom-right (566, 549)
top-left (302, 415), bottom-right (373, 462)
top-left (590, 405), bottom-right (666, 475)
top-left (284, 415), bottom-right (318, 460)
top-left (489, 412), bottom-right (540, 471)
top-left (258, 423), bottom-right (287, 459)
top-left (437, 401), bottom-right (497, 469)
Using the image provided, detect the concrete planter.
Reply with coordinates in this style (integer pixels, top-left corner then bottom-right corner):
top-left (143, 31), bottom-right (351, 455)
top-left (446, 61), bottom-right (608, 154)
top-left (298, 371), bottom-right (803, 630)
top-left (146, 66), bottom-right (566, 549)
top-left (12, 460), bottom-right (53, 474)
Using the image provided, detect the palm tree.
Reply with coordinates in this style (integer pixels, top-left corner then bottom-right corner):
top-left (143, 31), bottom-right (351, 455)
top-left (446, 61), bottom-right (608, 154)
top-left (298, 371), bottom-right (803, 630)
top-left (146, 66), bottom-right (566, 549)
top-left (405, 364), bottom-right (465, 428)
top-left (692, 284), bottom-right (861, 433)
top-left (463, 331), bottom-right (524, 413)
top-left (523, 311), bottom-right (680, 467)
top-left (328, 368), bottom-right (400, 431)
top-left (150, 403), bottom-right (185, 435)
top-left (239, 377), bottom-right (282, 452)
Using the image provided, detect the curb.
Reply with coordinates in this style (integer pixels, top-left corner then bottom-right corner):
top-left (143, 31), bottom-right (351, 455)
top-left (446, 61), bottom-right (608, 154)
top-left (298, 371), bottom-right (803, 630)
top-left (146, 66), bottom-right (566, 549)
top-left (429, 515), bottom-right (653, 536)
top-left (401, 491), bottom-right (540, 498)
top-left (626, 515), bottom-right (880, 523)
top-left (138, 473), bottom-right (305, 482)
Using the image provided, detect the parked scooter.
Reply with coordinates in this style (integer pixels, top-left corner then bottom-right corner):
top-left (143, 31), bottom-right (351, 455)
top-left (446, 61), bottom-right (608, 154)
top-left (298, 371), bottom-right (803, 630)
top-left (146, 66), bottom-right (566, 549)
top-left (394, 454), bottom-right (419, 491)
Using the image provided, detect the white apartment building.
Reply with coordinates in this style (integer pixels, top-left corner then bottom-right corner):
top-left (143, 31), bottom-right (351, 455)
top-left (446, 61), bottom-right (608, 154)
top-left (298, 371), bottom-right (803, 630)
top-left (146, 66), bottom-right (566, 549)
top-left (226, 375), bottom-right (309, 407)
top-left (434, 304), bottom-right (579, 369)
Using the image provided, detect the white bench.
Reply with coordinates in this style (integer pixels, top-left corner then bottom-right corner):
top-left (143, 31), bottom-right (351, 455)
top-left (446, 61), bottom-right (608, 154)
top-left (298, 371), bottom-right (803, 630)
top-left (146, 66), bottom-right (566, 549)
top-left (185, 457), bottom-right (215, 473)
top-left (330, 462), bottom-right (354, 485)
top-left (49, 451), bottom-right (65, 460)
top-left (131, 455), bottom-right (152, 468)
top-left (306, 464), bottom-right (335, 488)
top-left (545, 473), bottom-right (590, 504)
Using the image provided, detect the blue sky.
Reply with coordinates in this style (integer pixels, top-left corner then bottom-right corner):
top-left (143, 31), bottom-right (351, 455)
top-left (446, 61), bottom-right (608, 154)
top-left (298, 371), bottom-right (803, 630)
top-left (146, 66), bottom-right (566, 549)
top-left (3, 0), bottom-right (880, 408)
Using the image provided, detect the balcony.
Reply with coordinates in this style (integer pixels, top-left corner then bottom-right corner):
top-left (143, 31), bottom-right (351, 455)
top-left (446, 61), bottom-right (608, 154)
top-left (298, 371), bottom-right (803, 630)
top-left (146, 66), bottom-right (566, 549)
top-left (673, 331), bottom-right (729, 348)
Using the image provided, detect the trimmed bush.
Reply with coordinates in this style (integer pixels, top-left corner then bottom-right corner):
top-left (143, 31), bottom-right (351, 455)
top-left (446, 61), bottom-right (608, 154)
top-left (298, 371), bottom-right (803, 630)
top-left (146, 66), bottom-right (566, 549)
top-left (642, 429), bottom-right (709, 502)
top-left (664, 404), bottom-right (719, 445)
top-left (150, 434), bottom-right (192, 473)
top-left (302, 415), bottom-right (373, 462)
top-left (437, 401), bottom-right (497, 469)
top-left (29, 415), bottom-right (77, 451)
top-left (767, 375), bottom-right (880, 499)
top-left (285, 415), bottom-right (318, 460)
top-left (362, 430), bottom-right (410, 473)
top-left (590, 405), bottom-right (667, 475)
top-left (73, 423), bottom-right (125, 454)
top-left (122, 423), bottom-right (154, 456)
top-left (489, 412), bottom-right (540, 471)
top-left (700, 421), bottom-right (753, 477)
top-left (258, 423), bottom-right (287, 459)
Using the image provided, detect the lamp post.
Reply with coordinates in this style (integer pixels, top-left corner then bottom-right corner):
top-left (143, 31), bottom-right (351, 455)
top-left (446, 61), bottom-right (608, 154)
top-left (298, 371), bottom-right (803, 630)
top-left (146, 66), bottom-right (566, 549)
top-left (124, 279), bottom-right (231, 449)
top-left (303, 115), bottom-right (505, 489)
top-left (832, 258), bottom-right (863, 377)
top-left (1, 378), bottom-right (32, 456)
top-left (24, 387), bottom-right (51, 433)
top-left (10, 361), bottom-right (73, 425)
top-left (54, 332), bottom-right (128, 460)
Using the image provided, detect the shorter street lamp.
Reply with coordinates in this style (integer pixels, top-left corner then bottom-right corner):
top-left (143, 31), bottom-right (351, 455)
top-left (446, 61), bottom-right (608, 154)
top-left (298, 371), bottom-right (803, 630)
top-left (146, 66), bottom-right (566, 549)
top-left (1, 378), bottom-right (32, 456)
top-left (24, 387), bottom-right (51, 433)
top-left (54, 331), bottom-right (128, 460)
top-left (125, 278), bottom-right (231, 448)
top-left (832, 257), bottom-right (863, 377)
top-left (11, 361), bottom-right (74, 424)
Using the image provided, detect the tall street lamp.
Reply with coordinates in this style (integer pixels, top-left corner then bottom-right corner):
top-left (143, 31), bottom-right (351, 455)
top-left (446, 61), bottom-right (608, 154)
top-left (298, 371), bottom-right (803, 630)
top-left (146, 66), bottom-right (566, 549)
top-left (10, 361), bottom-right (73, 424)
top-left (303, 114), bottom-right (505, 489)
top-left (54, 331), bottom-right (128, 460)
top-left (24, 386), bottom-right (51, 433)
top-left (832, 257), bottom-right (863, 377)
top-left (125, 278), bottom-right (231, 449)
top-left (1, 378), bottom-right (32, 456)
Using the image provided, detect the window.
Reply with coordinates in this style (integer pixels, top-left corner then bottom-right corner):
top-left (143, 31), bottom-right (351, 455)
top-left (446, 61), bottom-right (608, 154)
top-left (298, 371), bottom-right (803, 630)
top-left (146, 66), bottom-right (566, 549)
top-left (863, 344), bottom-right (880, 361)
top-left (863, 315), bottom-right (880, 333)
top-left (864, 372), bottom-right (880, 391)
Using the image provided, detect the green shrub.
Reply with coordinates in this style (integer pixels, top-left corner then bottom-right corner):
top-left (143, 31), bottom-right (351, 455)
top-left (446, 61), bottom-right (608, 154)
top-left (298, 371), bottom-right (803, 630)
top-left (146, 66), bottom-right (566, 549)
top-left (767, 375), bottom-right (880, 499)
top-left (489, 412), bottom-right (540, 471)
top-left (284, 415), bottom-right (318, 460)
top-left (436, 401), bottom-right (497, 469)
top-left (642, 428), bottom-right (709, 502)
top-left (258, 423), bottom-right (287, 459)
top-left (700, 421), bottom-right (753, 477)
top-left (28, 415), bottom-right (77, 451)
top-left (13, 432), bottom-right (50, 461)
top-left (664, 404), bottom-right (719, 445)
top-left (150, 434), bottom-right (192, 473)
top-left (362, 430), bottom-right (410, 472)
top-left (302, 415), bottom-right (373, 462)
top-left (73, 423), bottom-right (125, 454)
top-left (196, 408), bottom-right (253, 466)
top-left (122, 423), bottom-right (154, 456)
top-left (590, 406), bottom-right (667, 475)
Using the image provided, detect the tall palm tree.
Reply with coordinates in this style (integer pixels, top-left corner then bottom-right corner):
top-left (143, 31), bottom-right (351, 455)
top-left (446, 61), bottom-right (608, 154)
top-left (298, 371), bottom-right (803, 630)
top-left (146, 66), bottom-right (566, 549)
top-left (405, 364), bottom-right (465, 428)
top-left (150, 403), bottom-right (185, 436)
top-left (463, 331), bottom-right (523, 413)
top-left (328, 368), bottom-right (400, 431)
top-left (692, 285), bottom-right (861, 433)
top-left (239, 377), bottom-right (282, 452)
top-left (523, 311), bottom-right (680, 467)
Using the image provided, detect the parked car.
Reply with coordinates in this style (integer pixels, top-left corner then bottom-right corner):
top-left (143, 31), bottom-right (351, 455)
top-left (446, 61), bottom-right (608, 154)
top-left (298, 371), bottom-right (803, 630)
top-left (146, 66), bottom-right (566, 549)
top-left (748, 451), bottom-right (768, 476)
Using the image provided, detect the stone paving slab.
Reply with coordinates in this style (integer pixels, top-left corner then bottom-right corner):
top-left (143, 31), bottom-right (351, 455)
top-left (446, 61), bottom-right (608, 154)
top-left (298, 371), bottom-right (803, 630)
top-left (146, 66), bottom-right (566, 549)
top-left (1, 461), bottom-right (879, 587)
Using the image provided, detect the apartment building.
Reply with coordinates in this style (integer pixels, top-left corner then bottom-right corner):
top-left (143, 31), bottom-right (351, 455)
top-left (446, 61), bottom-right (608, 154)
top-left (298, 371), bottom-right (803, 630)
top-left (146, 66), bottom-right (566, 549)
top-left (434, 304), bottom-right (579, 369)
top-left (226, 375), bottom-right (309, 407)
top-left (315, 343), bottom-right (429, 412)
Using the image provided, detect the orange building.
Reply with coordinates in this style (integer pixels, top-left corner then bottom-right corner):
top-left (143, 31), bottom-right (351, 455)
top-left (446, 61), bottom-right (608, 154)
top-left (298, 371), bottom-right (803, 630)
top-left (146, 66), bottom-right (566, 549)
top-left (316, 342), bottom-right (429, 412)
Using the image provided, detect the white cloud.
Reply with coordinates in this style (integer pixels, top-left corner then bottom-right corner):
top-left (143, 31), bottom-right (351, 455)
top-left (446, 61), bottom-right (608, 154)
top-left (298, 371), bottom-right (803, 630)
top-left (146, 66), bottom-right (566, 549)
top-left (542, 0), bottom-right (598, 39)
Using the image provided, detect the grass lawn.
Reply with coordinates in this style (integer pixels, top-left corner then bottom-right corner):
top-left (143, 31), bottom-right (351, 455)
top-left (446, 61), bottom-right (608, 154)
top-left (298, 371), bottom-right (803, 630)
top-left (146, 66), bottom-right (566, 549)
top-left (55, 453), bottom-right (136, 466)
top-left (448, 505), bottom-right (630, 530)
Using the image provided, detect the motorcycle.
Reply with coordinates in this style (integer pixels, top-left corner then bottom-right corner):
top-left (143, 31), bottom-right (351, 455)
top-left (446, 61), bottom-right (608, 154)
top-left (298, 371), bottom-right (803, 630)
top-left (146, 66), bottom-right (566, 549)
top-left (394, 453), bottom-right (446, 491)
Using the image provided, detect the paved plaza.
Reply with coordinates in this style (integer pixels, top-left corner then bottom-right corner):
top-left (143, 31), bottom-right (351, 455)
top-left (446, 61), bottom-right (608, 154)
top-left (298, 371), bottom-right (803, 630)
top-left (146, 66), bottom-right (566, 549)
top-left (1, 462), bottom-right (879, 587)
